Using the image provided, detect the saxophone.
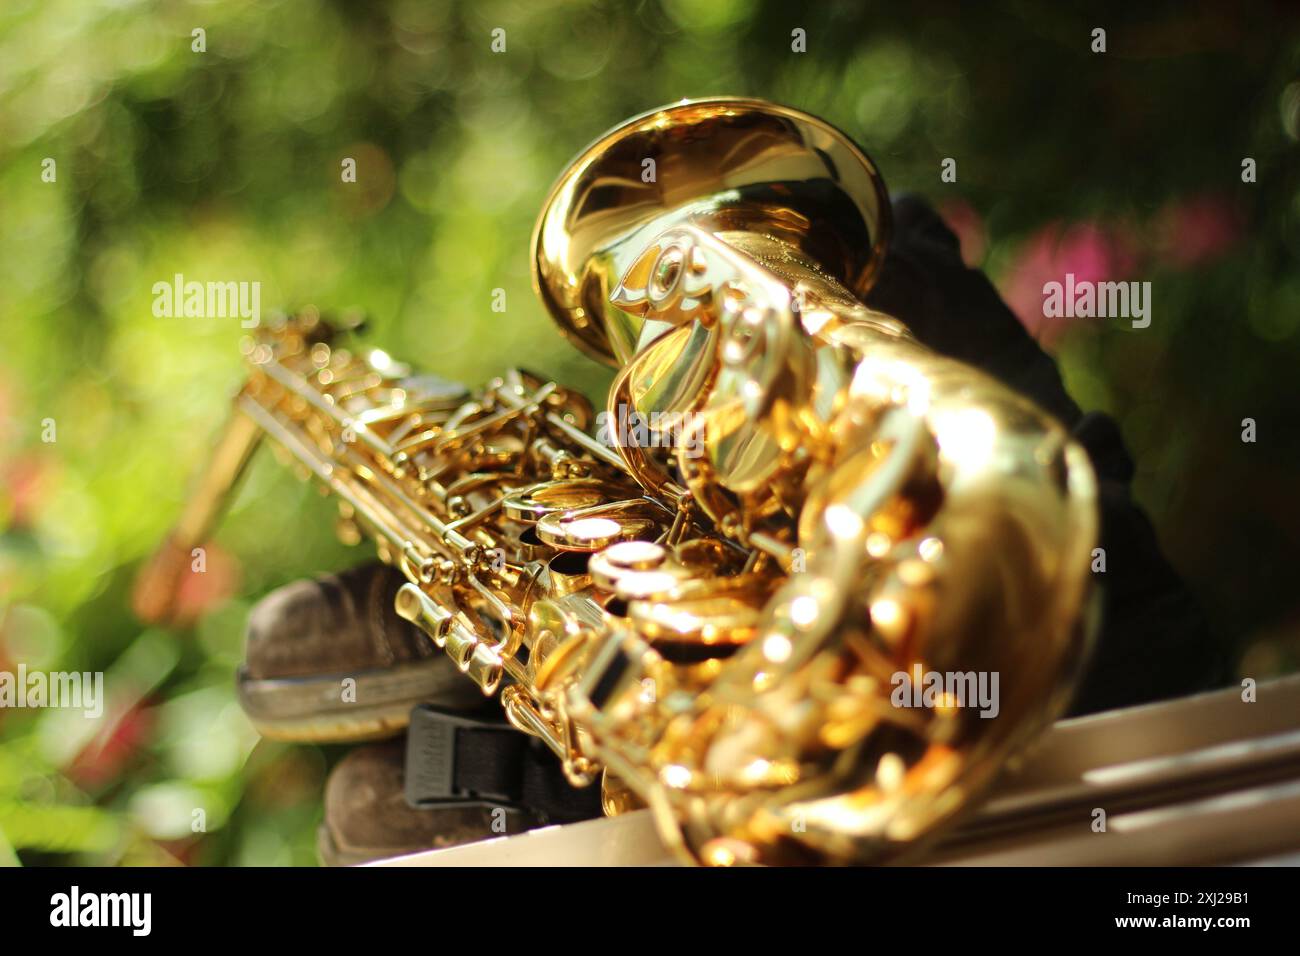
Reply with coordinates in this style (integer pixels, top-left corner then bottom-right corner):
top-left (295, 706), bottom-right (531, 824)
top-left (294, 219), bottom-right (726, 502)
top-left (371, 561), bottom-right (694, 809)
top-left (137, 98), bottom-right (1098, 865)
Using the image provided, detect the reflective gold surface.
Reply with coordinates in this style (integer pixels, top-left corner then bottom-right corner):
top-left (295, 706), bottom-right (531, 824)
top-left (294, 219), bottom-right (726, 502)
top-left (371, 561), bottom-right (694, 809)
top-left (144, 98), bottom-right (1097, 865)
top-left (532, 97), bottom-right (890, 367)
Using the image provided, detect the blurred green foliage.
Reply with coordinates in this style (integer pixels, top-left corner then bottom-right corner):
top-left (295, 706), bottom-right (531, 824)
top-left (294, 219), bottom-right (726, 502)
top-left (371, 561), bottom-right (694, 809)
top-left (1, 0), bottom-right (1297, 865)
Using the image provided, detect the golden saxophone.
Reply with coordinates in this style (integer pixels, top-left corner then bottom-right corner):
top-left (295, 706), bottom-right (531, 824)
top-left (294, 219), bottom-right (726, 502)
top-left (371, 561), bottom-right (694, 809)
top-left (138, 98), bottom-right (1097, 865)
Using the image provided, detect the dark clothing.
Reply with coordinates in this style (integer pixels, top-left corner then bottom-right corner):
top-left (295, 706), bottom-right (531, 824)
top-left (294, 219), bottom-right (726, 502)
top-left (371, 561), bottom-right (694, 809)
top-left (865, 197), bottom-right (1227, 715)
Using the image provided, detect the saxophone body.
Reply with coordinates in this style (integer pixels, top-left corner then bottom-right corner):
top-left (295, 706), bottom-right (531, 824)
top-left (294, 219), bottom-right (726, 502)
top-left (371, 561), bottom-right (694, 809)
top-left (140, 99), bottom-right (1098, 865)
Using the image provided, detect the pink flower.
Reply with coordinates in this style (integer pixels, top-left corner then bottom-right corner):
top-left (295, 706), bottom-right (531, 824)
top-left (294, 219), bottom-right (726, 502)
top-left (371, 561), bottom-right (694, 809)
top-left (938, 198), bottom-right (987, 267)
top-left (1154, 194), bottom-right (1243, 268)
top-left (1001, 220), bottom-right (1139, 346)
top-left (169, 543), bottom-right (241, 627)
top-left (67, 700), bottom-right (157, 789)
top-left (2, 455), bottom-right (54, 529)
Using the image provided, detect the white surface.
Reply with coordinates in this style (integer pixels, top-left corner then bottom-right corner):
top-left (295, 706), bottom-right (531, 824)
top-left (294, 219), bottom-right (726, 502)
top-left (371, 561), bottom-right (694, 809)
top-left (370, 808), bottom-right (674, 867)
top-left (371, 677), bottom-right (1300, 866)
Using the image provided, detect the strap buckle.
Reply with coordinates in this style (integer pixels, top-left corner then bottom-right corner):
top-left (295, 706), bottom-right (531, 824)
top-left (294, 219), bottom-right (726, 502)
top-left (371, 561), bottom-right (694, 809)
top-left (403, 704), bottom-right (530, 818)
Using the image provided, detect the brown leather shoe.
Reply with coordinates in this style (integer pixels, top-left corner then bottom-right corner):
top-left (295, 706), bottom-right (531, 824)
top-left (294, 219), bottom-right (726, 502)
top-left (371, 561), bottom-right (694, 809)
top-left (237, 562), bottom-right (482, 742)
top-left (317, 739), bottom-right (540, 866)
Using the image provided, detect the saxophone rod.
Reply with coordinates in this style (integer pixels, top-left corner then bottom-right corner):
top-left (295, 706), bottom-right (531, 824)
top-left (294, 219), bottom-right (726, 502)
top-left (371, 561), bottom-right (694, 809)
top-left (238, 390), bottom-right (553, 707)
top-left (234, 395), bottom-right (440, 569)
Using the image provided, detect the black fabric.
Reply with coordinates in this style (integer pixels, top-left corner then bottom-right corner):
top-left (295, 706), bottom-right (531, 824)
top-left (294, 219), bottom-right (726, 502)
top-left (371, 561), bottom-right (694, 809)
top-left (864, 196), bottom-right (1229, 715)
top-left (452, 726), bottom-right (529, 803)
top-left (405, 704), bottom-right (602, 823)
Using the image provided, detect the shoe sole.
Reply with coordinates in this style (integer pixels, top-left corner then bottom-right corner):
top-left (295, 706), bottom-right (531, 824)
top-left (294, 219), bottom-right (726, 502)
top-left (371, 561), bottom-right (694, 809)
top-left (237, 657), bottom-right (484, 743)
top-left (316, 823), bottom-right (380, 867)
